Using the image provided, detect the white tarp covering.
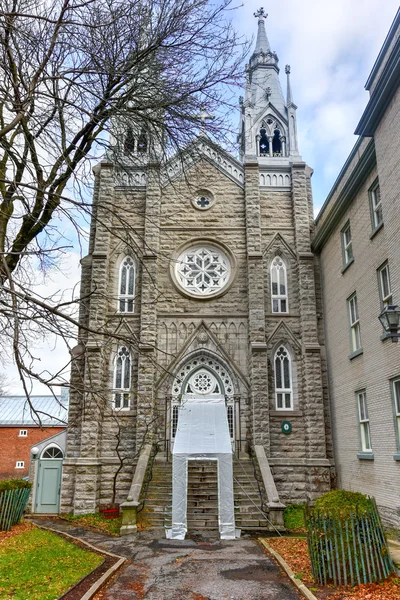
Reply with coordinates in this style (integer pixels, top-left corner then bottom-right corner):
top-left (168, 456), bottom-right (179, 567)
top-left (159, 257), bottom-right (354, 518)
top-left (170, 396), bottom-right (235, 540)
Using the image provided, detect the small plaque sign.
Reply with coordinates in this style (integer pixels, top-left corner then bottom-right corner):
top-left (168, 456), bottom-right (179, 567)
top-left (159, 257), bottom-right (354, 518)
top-left (281, 421), bottom-right (292, 435)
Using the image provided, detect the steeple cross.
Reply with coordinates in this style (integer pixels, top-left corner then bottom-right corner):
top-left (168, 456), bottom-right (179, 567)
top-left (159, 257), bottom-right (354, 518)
top-left (254, 7), bottom-right (268, 20)
top-left (195, 106), bottom-right (215, 130)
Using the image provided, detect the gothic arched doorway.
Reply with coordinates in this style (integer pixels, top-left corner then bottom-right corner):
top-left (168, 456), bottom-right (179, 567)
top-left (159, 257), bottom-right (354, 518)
top-left (170, 354), bottom-right (235, 444)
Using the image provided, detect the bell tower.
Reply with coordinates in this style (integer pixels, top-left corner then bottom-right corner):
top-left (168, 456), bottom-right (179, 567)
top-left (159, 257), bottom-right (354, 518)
top-left (238, 8), bottom-right (300, 162)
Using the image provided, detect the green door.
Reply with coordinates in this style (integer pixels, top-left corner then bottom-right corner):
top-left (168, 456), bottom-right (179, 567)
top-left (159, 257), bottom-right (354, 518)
top-left (35, 459), bottom-right (63, 513)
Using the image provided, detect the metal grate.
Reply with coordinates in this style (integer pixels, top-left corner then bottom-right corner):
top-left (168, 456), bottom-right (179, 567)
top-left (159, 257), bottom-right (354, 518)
top-left (227, 405), bottom-right (234, 439)
top-left (172, 405), bottom-right (179, 438)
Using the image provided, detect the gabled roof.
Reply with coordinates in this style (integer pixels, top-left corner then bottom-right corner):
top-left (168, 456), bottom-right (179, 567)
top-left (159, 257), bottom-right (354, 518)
top-left (0, 395), bottom-right (69, 426)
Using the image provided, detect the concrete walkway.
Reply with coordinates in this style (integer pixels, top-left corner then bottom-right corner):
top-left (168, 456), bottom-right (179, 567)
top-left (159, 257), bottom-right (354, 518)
top-left (30, 518), bottom-right (301, 600)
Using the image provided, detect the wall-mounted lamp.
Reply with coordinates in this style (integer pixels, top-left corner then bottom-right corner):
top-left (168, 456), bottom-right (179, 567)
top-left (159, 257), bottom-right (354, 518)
top-left (378, 304), bottom-right (400, 342)
top-left (31, 446), bottom-right (40, 459)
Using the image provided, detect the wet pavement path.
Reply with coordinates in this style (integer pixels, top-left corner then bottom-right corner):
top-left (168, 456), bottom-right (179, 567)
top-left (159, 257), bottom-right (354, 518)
top-left (30, 518), bottom-right (301, 600)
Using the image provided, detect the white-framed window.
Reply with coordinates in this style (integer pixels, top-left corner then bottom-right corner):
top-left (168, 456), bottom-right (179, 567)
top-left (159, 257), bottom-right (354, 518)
top-left (348, 293), bottom-right (361, 352)
top-left (378, 262), bottom-right (392, 307)
top-left (274, 346), bottom-right (293, 410)
top-left (15, 461), bottom-right (24, 469)
top-left (19, 430), bottom-right (27, 437)
top-left (357, 391), bottom-right (372, 452)
top-left (42, 445), bottom-right (64, 459)
top-left (370, 182), bottom-right (383, 230)
top-left (393, 378), bottom-right (400, 451)
top-left (341, 221), bottom-right (353, 266)
top-left (271, 256), bottom-right (288, 313)
top-left (118, 257), bottom-right (135, 313)
top-left (113, 346), bottom-right (131, 410)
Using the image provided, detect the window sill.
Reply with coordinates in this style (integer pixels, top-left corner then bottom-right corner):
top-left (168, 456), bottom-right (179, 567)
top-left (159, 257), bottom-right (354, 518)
top-left (341, 257), bottom-right (355, 274)
top-left (349, 348), bottom-right (363, 360)
top-left (370, 222), bottom-right (384, 240)
top-left (270, 410), bottom-right (302, 417)
top-left (393, 453), bottom-right (400, 461)
top-left (357, 452), bottom-right (374, 460)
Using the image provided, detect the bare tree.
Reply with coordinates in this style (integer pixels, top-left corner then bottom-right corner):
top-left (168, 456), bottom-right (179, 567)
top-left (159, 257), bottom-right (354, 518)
top-left (0, 372), bottom-right (8, 395)
top-left (0, 0), bottom-right (247, 397)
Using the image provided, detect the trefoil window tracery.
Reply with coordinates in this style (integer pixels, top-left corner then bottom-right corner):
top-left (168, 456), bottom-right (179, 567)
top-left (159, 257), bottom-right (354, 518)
top-left (113, 346), bottom-right (131, 410)
top-left (118, 257), bottom-right (135, 313)
top-left (271, 256), bottom-right (288, 313)
top-left (274, 346), bottom-right (293, 410)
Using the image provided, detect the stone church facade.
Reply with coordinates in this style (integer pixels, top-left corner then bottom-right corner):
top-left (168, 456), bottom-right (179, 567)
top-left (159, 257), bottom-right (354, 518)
top-left (61, 10), bottom-right (333, 518)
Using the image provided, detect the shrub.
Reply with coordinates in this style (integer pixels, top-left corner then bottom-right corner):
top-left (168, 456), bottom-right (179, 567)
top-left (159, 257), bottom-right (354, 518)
top-left (314, 490), bottom-right (370, 516)
top-left (0, 479), bottom-right (32, 493)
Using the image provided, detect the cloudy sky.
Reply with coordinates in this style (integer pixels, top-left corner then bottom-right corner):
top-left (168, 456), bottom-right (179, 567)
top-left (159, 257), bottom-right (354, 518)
top-left (5, 0), bottom-right (399, 394)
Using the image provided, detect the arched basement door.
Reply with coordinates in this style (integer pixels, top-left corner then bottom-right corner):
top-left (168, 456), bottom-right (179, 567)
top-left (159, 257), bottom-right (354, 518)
top-left (171, 355), bottom-right (235, 444)
top-left (34, 444), bottom-right (64, 514)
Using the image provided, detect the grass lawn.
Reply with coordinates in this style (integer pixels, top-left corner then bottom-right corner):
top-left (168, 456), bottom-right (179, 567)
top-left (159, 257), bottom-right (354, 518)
top-left (0, 523), bottom-right (103, 600)
top-left (61, 512), bottom-right (122, 536)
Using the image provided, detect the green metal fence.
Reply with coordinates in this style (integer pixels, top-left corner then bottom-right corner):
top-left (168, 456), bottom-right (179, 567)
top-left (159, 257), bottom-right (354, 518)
top-left (0, 487), bottom-right (31, 531)
top-left (306, 498), bottom-right (394, 586)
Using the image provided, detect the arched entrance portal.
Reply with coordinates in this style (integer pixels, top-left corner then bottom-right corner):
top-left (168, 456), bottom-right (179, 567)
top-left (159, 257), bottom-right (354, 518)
top-left (171, 354), bottom-right (235, 444)
top-left (34, 443), bottom-right (64, 514)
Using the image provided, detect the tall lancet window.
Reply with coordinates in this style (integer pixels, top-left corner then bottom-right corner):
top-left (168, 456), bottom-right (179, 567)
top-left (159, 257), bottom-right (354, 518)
top-left (274, 346), bottom-right (293, 410)
top-left (259, 128), bottom-right (269, 155)
top-left (272, 129), bottom-right (282, 156)
top-left (118, 257), bottom-right (135, 313)
top-left (124, 127), bottom-right (135, 154)
top-left (137, 132), bottom-right (147, 153)
top-left (113, 347), bottom-right (131, 410)
top-left (271, 256), bottom-right (288, 313)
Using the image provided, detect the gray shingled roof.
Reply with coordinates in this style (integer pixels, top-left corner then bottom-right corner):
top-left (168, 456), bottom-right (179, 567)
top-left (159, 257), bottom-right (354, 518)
top-left (0, 395), bottom-right (69, 426)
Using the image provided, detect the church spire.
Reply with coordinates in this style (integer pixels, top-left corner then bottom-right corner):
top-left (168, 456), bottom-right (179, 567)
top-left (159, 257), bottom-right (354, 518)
top-left (253, 7), bottom-right (271, 54)
top-left (238, 8), bottom-right (301, 162)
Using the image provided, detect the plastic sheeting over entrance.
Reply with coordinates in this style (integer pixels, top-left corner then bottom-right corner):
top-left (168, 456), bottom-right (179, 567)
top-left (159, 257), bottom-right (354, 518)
top-left (169, 396), bottom-right (235, 540)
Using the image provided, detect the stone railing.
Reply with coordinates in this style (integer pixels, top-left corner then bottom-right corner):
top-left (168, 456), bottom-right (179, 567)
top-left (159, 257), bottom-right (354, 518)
top-left (120, 443), bottom-right (155, 535)
top-left (253, 445), bottom-right (286, 529)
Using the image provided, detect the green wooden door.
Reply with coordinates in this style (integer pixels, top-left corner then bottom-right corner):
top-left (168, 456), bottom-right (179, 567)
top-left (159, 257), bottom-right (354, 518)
top-left (35, 459), bottom-right (63, 513)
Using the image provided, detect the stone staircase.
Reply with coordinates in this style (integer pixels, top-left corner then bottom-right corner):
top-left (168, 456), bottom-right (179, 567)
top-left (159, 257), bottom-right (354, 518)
top-left (138, 454), bottom-right (271, 532)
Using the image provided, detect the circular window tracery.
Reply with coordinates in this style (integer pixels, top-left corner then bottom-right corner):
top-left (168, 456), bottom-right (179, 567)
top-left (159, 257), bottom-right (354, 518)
top-left (175, 245), bottom-right (231, 297)
top-left (172, 355), bottom-right (234, 399)
top-left (192, 189), bottom-right (214, 211)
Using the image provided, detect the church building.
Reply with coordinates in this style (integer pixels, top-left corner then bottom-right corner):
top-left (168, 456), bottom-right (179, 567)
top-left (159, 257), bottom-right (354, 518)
top-left (61, 9), bottom-right (333, 536)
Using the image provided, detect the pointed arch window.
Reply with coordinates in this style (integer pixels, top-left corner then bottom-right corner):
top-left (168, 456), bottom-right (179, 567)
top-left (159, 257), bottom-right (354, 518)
top-left (118, 257), bottom-right (135, 313)
top-left (124, 127), bottom-right (135, 154)
top-left (274, 346), bottom-right (293, 410)
top-left (113, 346), bottom-right (131, 410)
top-left (259, 128), bottom-right (269, 155)
top-left (272, 129), bottom-right (282, 156)
top-left (271, 256), bottom-right (288, 313)
top-left (137, 132), bottom-right (147, 153)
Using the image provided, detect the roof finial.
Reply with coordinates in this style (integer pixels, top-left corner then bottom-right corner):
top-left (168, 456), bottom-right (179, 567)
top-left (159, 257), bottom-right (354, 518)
top-left (254, 7), bottom-right (268, 21)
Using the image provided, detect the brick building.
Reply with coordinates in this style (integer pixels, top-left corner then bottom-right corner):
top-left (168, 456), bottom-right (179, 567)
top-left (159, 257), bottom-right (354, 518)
top-left (61, 9), bottom-right (333, 534)
top-left (313, 8), bottom-right (400, 527)
top-left (0, 395), bottom-right (68, 479)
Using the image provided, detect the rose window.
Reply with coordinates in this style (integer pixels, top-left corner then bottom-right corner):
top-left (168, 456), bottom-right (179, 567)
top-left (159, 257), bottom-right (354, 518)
top-left (175, 246), bottom-right (231, 296)
top-left (190, 370), bottom-right (215, 394)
